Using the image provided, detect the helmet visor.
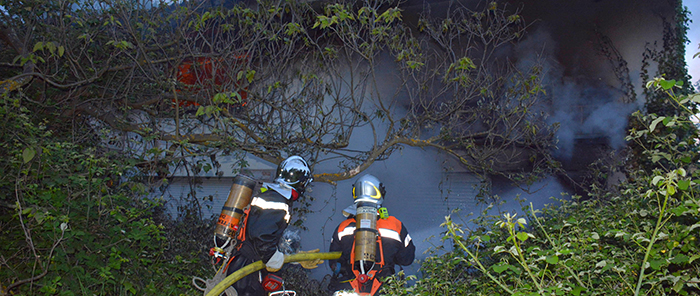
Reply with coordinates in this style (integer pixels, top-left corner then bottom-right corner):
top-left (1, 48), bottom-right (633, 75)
top-left (353, 181), bottom-right (382, 202)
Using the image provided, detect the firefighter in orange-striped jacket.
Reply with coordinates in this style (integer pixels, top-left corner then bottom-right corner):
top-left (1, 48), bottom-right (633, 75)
top-left (225, 156), bottom-right (319, 296)
top-left (328, 174), bottom-right (415, 295)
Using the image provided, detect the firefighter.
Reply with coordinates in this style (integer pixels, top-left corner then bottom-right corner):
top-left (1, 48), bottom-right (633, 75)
top-left (328, 174), bottom-right (416, 295)
top-left (224, 155), bottom-right (320, 296)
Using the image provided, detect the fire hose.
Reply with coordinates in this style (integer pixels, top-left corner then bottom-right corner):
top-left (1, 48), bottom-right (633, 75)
top-left (204, 251), bottom-right (341, 296)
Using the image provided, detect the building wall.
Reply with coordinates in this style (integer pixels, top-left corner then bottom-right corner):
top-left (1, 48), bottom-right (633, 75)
top-left (158, 169), bottom-right (274, 220)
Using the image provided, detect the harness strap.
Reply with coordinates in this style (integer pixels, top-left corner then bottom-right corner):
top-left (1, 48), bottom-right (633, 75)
top-left (349, 231), bottom-right (385, 296)
top-left (224, 206), bottom-right (251, 272)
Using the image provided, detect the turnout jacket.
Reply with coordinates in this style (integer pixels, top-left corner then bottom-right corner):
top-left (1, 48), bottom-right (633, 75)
top-left (329, 215), bottom-right (415, 284)
top-left (226, 184), bottom-right (293, 296)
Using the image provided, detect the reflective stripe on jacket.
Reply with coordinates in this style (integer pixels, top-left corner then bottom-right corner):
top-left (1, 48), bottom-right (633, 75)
top-left (242, 189), bottom-right (293, 263)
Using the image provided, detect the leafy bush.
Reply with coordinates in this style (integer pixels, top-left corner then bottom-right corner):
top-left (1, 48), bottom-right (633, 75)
top-left (0, 92), bottom-right (205, 295)
top-left (383, 79), bottom-right (700, 295)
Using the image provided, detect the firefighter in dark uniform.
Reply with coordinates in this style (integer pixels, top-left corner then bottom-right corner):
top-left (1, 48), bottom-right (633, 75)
top-left (225, 155), bottom-right (319, 296)
top-left (328, 174), bottom-right (416, 295)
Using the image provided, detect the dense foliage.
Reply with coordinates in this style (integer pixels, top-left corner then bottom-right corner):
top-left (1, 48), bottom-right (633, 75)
top-left (641, 3), bottom-right (694, 116)
top-left (382, 79), bottom-right (700, 295)
top-left (0, 91), bottom-right (208, 295)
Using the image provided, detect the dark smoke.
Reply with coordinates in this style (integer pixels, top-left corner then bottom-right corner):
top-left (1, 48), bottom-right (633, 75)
top-left (508, 0), bottom-right (677, 162)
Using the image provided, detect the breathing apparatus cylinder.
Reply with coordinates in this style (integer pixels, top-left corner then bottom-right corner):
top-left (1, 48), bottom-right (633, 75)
top-left (214, 174), bottom-right (257, 248)
top-left (353, 202), bottom-right (378, 275)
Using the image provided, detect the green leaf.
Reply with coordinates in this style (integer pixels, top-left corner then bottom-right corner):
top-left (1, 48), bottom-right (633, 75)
top-left (676, 168), bottom-right (686, 177)
top-left (508, 264), bottom-right (522, 275)
top-left (689, 253), bottom-right (700, 264)
top-left (673, 278), bottom-right (685, 293)
top-left (571, 286), bottom-right (586, 296)
top-left (689, 94), bottom-right (700, 103)
top-left (23, 147), bottom-right (36, 163)
top-left (595, 260), bottom-right (606, 268)
top-left (33, 41), bottom-right (44, 52)
top-left (666, 185), bottom-right (676, 196)
top-left (678, 180), bottom-right (690, 191)
top-left (213, 93), bottom-right (226, 104)
top-left (493, 245), bottom-right (506, 253)
top-left (662, 116), bottom-right (672, 126)
top-left (670, 254), bottom-right (689, 265)
top-left (246, 70), bottom-right (256, 83)
top-left (670, 205), bottom-right (689, 216)
top-left (455, 57), bottom-right (476, 70)
top-left (516, 231), bottom-right (529, 242)
top-left (649, 116), bottom-right (665, 132)
top-left (659, 79), bottom-right (676, 90)
top-left (492, 263), bottom-right (509, 273)
top-left (123, 281), bottom-right (136, 294)
top-left (649, 259), bottom-right (665, 270)
top-left (545, 255), bottom-right (559, 264)
top-left (34, 211), bottom-right (45, 223)
top-left (46, 42), bottom-right (56, 54)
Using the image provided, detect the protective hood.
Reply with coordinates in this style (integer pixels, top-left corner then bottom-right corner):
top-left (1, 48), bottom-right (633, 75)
top-left (263, 182), bottom-right (294, 200)
top-left (342, 204), bottom-right (356, 218)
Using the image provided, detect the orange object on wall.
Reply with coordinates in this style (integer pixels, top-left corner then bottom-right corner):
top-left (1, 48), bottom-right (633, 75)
top-left (173, 54), bottom-right (250, 108)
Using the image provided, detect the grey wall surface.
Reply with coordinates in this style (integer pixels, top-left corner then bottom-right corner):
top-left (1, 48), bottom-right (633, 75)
top-left (161, 146), bottom-right (569, 282)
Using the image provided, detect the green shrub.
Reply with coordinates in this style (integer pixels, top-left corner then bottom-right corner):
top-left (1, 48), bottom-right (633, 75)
top-left (0, 92), bottom-right (205, 295)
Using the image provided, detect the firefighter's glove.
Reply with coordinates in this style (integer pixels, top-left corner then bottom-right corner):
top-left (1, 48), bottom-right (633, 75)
top-left (298, 249), bottom-right (323, 269)
top-left (265, 250), bottom-right (284, 272)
